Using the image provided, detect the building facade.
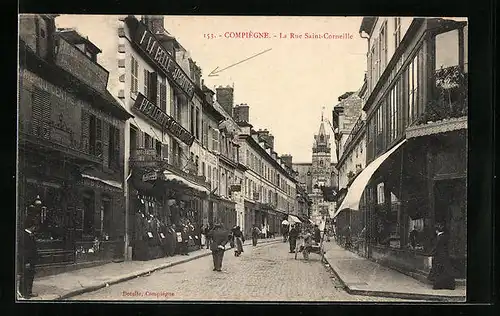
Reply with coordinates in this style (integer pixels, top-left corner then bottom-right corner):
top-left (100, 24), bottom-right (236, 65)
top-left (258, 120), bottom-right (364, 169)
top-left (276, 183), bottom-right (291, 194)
top-left (18, 14), bottom-right (133, 272)
top-left (234, 106), bottom-right (297, 238)
top-left (336, 17), bottom-right (468, 280)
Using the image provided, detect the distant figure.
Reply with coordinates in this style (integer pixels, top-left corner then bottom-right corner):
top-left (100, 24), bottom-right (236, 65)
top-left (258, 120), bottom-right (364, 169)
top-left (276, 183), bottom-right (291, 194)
top-left (180, 226), bottom-right (189, 255)
top-left (289, 224), bottom-right (299, 253)
top-left (282, 222), bottom-right (289, 243)
top-left (409, 228), bottom-right (419, 249)
top-left (252, 225), bottom-right (261, 246)
top-left (302, 232), bottom-right (314, 260)
top-left (207, 224), bottom-right (229, 272)
top-left (19, 214), bottom-right (39, 299)
top-left (428, 223), bottom-right (456, 290)
top-left (233, 226), bottom-right (245, 257)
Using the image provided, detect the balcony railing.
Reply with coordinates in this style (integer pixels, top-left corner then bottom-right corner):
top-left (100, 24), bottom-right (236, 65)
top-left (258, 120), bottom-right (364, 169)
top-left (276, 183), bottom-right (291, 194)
top-left (417, 66), bottom-right (468, 124)
top-left (129, 148), bottom-right (210, 189)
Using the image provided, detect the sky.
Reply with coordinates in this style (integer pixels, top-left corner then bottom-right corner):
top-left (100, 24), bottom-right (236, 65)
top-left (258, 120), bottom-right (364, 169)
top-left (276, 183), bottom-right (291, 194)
top-left (55, 15), bottom-right (368, 163)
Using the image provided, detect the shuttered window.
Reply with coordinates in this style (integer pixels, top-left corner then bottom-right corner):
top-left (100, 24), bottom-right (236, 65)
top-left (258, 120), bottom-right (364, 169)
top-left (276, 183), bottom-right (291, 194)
top-left (32, 87), bottom-right (51, 139)
top-left (131, 56), bottom-right (139, 94)
top-left (108, 125), bottom-right (120, 169)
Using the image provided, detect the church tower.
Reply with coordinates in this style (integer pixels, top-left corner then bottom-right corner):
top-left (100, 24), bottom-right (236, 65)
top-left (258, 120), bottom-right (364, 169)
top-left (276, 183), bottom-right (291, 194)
top-left (309, 111), bottom-right (333, 224)
top-left (312, 112), bottom-right (332, 188)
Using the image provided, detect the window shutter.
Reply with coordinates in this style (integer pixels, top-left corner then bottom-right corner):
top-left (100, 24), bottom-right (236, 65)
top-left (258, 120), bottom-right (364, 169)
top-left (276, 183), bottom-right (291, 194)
top-left (114, 127), bottom-right (120, 167)
top-left (80, 111), bottom-right (90, 153)
top-left (149, 72), bottom-right (158, 104)
top-left (102, 120), bottom-right (109, 165)
top-left (161, 143), bottom-right (169, 161)
top-left (143, 69), bottom-right (149, 97)
top-left (96, 118), bottom-right (103, 158)
top-left (32, 88), bottom-right (51, 139)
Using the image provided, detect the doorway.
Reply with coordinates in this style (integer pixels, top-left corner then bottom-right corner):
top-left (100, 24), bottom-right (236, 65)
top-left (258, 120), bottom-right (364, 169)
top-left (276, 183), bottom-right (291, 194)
top-left (433, 177), bottom-right (467, 277)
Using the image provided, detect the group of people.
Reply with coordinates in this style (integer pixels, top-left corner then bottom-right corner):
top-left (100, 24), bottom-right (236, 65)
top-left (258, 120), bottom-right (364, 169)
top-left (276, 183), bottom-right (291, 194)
top-left (285, 223), bottom-right (323, 254)
top-left (203, 224), bottom-right (247, 271)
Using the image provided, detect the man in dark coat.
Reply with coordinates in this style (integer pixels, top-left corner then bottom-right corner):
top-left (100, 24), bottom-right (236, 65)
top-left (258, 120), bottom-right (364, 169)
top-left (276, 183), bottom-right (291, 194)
top-left (207, 224), bottom-right (229, 271)
top-left (313, 225), bottom-right (322, 244)
top-left (288, 224), bottom-right (299, 253)
top-left (19, 215), bottom-right (39, 299)
top-left (428, 223), bottom-right (456, 290)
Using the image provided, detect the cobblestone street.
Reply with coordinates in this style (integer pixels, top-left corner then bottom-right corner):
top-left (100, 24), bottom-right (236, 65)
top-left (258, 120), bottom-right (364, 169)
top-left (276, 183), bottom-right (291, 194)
top-left (69, 242), bottom-right (411, 301)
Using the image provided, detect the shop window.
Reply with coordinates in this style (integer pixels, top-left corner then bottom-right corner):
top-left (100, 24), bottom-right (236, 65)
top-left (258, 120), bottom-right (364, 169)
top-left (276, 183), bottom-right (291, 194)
top-left (102, 197), bottom-right (112, 240)
top-left (408, 218), bottom-right (424, 250)
top-left (82, 193), bottom-right (95, 237)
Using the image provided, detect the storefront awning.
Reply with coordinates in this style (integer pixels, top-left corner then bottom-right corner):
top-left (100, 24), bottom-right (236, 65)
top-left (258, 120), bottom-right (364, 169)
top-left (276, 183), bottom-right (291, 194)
top-left (163, 171), bottom-right (209, 194)
top-left (333, 139), bottom-right (407, 218)
top-left (81, 174), bottom-right (122, 189)
top-left (288, 215), bottom-right (302, 224)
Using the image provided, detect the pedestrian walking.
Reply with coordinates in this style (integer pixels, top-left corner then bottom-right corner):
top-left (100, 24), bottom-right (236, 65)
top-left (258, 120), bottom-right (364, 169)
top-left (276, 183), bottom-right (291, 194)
top-left (18, 214), bottom-right (39, 299)
top-left (180, 226), bottom-right (189, 255)
top-left (289, 224), bottom-right (299, 253)
top-left (313, 225), bottom-right (321, 244)
top-left (282, 220), bottom-right (289, 243)
top-left (427, 223), bottom-right (456, 290)
top-left (251, 225), bottom-right (261, 246)
top-left (301, 231), bottom-right (314, 260)
top-left (232, 226), bottom-right (245, 257)
top-left (207, 224), bottom-right (229, 272)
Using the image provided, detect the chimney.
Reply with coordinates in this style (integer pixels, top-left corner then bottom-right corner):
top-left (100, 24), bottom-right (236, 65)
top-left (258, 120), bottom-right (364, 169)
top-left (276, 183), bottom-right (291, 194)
top-left (143, 15), bottom-right (165, 35)
top-left (202, 85), bottom-right (215, 105)
top-left (280, 154), bottom-right (293, 169)
top-left (233, 103), bottom-right (250, 123)
top-left (216, 85), bottom-right (234, 117)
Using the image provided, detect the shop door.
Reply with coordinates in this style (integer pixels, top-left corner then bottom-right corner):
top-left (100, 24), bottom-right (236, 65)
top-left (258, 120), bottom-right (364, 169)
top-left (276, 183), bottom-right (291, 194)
top-left (434, 177), bottom-right (467, 276)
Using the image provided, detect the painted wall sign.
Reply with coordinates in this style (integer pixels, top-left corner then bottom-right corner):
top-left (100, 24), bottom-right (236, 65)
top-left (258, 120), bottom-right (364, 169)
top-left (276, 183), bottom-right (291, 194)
top-left (55, 37), bottom-right (109, 93)
top-left (126, 17), bottom-right (195, 100)
top-left (133, 93), bottom-right (194, 146)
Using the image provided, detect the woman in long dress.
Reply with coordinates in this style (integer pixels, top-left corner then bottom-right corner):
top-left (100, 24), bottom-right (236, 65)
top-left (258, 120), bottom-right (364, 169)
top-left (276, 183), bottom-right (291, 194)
top-left (233, 226), bottom-right (245, 257)
top-left (427, 223), bottom-right (456, 290)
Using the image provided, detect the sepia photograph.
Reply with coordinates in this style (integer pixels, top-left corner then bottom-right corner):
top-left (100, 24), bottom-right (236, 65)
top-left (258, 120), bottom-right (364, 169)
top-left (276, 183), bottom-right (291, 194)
top-left (17, 14), bottom-right (468, 302)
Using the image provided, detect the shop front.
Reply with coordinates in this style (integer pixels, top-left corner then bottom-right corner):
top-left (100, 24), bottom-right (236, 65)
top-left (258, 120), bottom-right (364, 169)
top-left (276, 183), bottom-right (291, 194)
top-left (212, 195), bottom-right (237, 230)
top-left (244, 200), bottom-right (257, 239)
top-left (336, 127), bottom-right (467, 281)
top-left (18, 147), bottom-right (126, 273)
top-left (129, 155), bottom-right (209, 260)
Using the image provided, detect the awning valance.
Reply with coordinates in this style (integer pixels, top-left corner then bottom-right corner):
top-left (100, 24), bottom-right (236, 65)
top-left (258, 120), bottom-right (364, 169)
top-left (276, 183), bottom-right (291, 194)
top-left (288, 215), bottom-right (302, 224)
top-left (163, 171), bottom-right (209, 194)
top-left (333, 139), bottom-right (406, 218)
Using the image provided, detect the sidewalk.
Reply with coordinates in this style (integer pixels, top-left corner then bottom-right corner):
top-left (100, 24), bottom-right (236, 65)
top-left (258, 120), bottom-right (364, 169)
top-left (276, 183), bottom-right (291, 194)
top-left (22, 237), bottom-right (280, 301)
top-left (322, 241), bottom-right (466, 302)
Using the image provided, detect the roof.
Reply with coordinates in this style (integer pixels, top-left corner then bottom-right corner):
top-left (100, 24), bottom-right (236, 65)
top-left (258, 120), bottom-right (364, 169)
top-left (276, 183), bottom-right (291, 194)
top-left (56, 28), bottom-right (102, 54)
top-left (359, 17), bottom-right (377, 36)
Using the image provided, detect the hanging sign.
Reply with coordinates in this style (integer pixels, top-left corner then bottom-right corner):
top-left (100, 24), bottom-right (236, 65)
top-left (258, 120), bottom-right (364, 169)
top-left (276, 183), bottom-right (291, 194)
top-left (142, 171), bottom-right (158, 182)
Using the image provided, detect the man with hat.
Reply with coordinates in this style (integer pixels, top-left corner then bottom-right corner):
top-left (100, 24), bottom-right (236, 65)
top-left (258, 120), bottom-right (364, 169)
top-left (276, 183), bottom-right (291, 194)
top-left (18, 210), bottom-right (39, 299)
top-left (207, 223), bottom-right (229, 272)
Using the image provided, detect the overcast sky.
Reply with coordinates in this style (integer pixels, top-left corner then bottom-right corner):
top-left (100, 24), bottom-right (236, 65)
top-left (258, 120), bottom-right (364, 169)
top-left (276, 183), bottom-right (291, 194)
top-left (55, 15), bottom-right (368, 163)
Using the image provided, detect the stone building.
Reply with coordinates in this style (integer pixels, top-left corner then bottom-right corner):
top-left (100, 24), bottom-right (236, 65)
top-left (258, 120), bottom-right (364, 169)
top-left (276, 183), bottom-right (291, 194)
top-left (18, 14), bottom-right (133, 273)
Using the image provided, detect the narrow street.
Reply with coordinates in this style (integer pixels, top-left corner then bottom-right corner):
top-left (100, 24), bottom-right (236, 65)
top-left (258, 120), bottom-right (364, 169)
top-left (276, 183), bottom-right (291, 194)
top-left (70, 242), bottom-right (411, 301)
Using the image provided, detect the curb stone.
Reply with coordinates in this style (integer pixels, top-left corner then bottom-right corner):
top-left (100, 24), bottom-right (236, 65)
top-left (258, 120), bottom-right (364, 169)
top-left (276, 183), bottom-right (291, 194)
top-left (322, 253), bottom-right (466, 302)
top-left (52, 239), bottom-right (280, 300)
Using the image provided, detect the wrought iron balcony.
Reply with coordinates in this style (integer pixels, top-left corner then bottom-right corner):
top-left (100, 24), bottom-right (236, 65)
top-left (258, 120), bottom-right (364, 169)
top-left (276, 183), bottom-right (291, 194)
top-left (129, 148), bottom-right (210, 189)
